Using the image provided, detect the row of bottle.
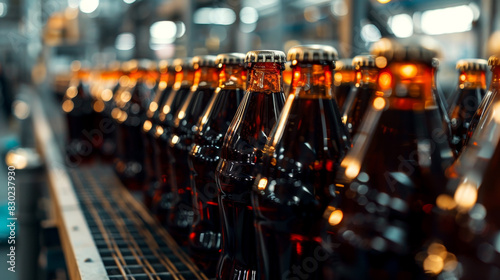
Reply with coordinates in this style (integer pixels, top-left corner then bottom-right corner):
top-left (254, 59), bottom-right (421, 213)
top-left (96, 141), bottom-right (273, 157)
top-left (60, 37), bottom-right (500, 279)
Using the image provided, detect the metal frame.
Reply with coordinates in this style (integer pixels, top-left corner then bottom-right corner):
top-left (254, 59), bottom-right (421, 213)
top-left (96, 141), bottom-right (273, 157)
top-left (31, 93), bottom-right (109, 280)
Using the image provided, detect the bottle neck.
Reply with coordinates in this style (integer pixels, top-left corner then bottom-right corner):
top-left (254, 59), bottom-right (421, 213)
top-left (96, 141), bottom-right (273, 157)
top-left (290, 63), bottom-right (333, 98)
top-left (355, 67), bottom-right (378, 87)
top-left (334, 69), bottom-right (355, 86)
top-left (247, 62), bottom-right (283, 93)
top-left (218, 64), bottom-right (246, 89)
top-left (378, 62), bottom-right (434, 110)
top-left (193, 66), bottom-right (219, 89)
top-left (174, 68), bottom-right (195, 90)
top-left (458, 70), bottom-right (486, 89)
top-left (490, 66), bottom-right (500, 88)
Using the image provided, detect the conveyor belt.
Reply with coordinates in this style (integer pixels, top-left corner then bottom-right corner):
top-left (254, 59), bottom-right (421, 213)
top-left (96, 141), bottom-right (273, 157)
top-left (69, 165), bottom-right (208, 280)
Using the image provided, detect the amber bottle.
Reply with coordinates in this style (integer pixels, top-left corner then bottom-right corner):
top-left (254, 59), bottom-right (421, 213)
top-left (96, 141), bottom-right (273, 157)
top-left (166, 55), bottom-right (219, 245)
top-left (464, 56), bottom-right (500, 147)
top-left (333, 58), bottom-right (355, 110)
top-left (62, 61), bottom-right (95, 165)
top-left (252, 45), bottom-right (349, 280)
top-left (215, 50), bottom-right (286, 280)
top-left (436, 55), bottom-right (500, 278)
top-left (142, 60), bottom-right (175, 209)
top-left (151, 58), bottom-right (194, 224)
top-left (342, 55), bottom-right (380, 137)
top-left (447, 59), bottom-right (488, 155)
top-left (188, 53), bottom-right (247, 276)
top-left (113, 60), bottom-right (158, 190)
top-left (321, 38), bottom-right (454, 280)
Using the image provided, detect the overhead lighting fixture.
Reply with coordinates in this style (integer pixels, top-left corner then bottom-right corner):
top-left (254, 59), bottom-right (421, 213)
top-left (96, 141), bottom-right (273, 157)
top-left (79, 0), bottom-right (99, 14)
top-left (150, 21), bottom-right (177, 50)
top-left (240, 7), bottom-right (259, 24)
top-left (194, 7), bottom-right (236, 25)
top-left (421, 5), bottom-right (474, 35)
top-left (123, 0), bottom-right (136, 4)
top-left (115, 33), bottom-right (135, 51)
top-left (389, 14), bottom-right (413, 38)
top-left (0, 3), bottom-right (7, 17)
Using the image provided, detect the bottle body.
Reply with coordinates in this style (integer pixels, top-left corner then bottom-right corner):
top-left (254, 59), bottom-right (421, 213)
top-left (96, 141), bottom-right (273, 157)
top-left (216, 60), bottom-right (286, 280)
top-left (253, 97), bottom-right (348, 279)
top-left (152, 85), bottom-right (191, 224)
top-left (322, 62), bottom-right (454, 279)
top-left (188, 87), bottom-right (246, 276)
top-left (167, 84), bottom-right (217, 245)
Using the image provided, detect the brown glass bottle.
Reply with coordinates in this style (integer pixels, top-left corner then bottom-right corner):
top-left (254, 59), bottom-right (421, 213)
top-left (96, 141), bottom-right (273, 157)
top-left (62, 61), bottom-right (95, 165)
top-left (435, 65), bottom-right (500, 278)
top-left (166, 55), bottom-right (219, 245)
top-left (464, 55), bottom-right (500, 147)
top-left (142, 60), bottom-right (175, 209)
top-left (97, 61), bottom-right (122, 163)
top-left (252, 45), bottom-right (349, 280)
top-left (215, 50), bottom-right (286, 280)
top-left (321, 38), bottom-right (454, 280)
top-left (447, 59), bottom-right (488, 155)
top-left (113, 60), bottom-right (158, 190)
top-left (188, 53), bottom-right (247, 276)
top-left (333, 58), bottom-right (355, 111)
top-left (151, 58), bottom-right (194, 224)
top-left (342, 55), bottom-right (379, 137)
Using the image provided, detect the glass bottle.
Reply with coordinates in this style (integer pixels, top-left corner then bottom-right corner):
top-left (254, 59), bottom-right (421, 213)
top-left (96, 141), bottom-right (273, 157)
top-left (464, 55), bottom-right (500, 147)
top-left (215, 50), bottom-right (286, 280)
top-left (142, 60), bottom-right (175, 209)
top-left (62, 60), bottom-right (95, 165)
top-left (113, 60), bottom-right (157, 190)
top-left (341, 55), bottom-right (380, 137)
top-left (151, 58), bottom-right (194, 224)
top-left (252, 45), bottom-right (349, 280)
top-left (333, 58), bottom-right (355, 111)
top-left (435, 57), bottom-right (500, 278)
top-left (167, 55), bottom-right (219, 245)
top-left (321, 37), bottom-right (455, 279)
top-left (188, 53), bottom-right (247, 276)
top-left (98, 61), bottom-right (122, 163)
top-left (447, 59), bottom-right (488, 155)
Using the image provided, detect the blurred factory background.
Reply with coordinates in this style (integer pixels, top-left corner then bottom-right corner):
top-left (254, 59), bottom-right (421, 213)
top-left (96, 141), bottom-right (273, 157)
top-left (0, 0), bottom-right (499, 94)
top-left (0, 0), bottom-right (499, 279)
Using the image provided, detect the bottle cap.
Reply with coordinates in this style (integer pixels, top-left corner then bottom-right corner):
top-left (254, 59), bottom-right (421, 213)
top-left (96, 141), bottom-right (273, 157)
top-left (245, 50), bottom-right (286, 63)
top-left (488, 55), bottom-right (500, 66)
top-left (456, 59), bottom-right (488, 71)
top-left (370, 37), bottom-right (441, 65)
top-left (287, 45), bottom-right (338, 63)
top-left (352, 55), bottom-right (376, 68)
top-left (335, 58), bottom-right (355, 71)
top-left (193, 55), bottom-right (217, 68)
top-left (215, 53), bottom-right (246, 66)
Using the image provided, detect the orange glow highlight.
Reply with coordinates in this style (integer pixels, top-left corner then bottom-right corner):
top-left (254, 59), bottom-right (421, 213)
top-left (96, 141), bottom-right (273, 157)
top-left (328, 210), bottom-right (343, 226)
top-left (257, 178), bottom-right (268, 190)
top-left (373, 97), bottom-right (386, 110)
top-left (400, 64), bottom-right (418, 79)
top-left (378, 72), bottom-right (392, 90)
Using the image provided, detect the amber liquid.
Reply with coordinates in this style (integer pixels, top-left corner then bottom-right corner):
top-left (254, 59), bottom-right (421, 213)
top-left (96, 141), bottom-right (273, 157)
top-left (115, 81), bottom-right (153, 190)
top-left (167, 85), bottom-right (217, 245)
top-left (65, 82), bottom-right (95, 165)
top-left (152, 86), bottom-right (191, 224)
top-left (323, 106), bottom-right (452, 280)
top-left (343, 84), bottom-right (377, 137)
top-left (253, 95), bottom-right (348, 280)
top-left (334, 83), bottom-right (352, 111)
top-left (188, 88), bottom-right (245, 276)
top-left (143, 86), bottom-right (172, 209)
top-left (216, 89), bottom-right (285, 280)
top-left (448, 88), bottom-right (486, 154)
